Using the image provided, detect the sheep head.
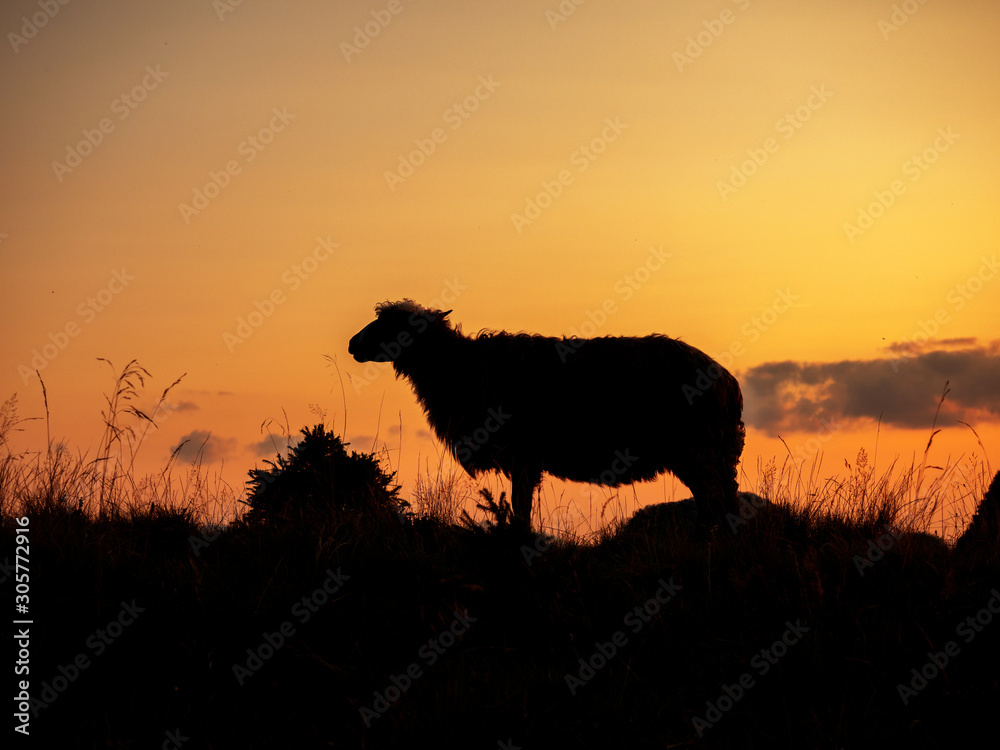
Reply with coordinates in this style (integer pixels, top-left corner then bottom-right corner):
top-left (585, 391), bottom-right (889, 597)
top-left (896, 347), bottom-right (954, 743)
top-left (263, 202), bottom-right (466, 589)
top-left (348, 299), bottom-right (451, 364)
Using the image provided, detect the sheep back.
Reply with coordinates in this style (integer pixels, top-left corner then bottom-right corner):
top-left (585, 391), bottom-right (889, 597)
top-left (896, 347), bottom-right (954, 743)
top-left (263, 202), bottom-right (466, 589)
top-left (396, 329), bottom-right (744, 491)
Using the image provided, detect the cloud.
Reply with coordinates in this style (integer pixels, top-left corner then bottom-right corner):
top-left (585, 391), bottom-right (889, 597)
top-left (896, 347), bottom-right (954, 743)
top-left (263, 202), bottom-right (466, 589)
top-left (249, 434), bottom-right (298, 459)
top-left (163, 400), bottom-right (199, 415)
top-left (742, 339), bottom-right (1000, 435)
top-left (143, 399), bottom-right (199, 423)
top-left (171, 430), bottom-right (239, 464)
top-left (350, 435), bottom-right (375, 451)
top-left (883, 337), bottom-right (976, 355)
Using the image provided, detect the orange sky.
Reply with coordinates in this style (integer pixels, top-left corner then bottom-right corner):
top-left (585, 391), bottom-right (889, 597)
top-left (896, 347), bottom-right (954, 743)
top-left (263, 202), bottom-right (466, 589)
top-left (2, 0), bottom-right (998, 535)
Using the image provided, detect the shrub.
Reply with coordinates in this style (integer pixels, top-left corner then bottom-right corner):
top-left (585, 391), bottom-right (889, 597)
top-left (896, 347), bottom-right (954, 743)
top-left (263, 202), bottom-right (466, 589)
top-left (242, 424), bottom-right (407, 524)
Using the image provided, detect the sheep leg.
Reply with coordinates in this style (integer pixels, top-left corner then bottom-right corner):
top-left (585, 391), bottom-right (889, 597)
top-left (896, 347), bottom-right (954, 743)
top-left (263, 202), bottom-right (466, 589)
top-left (510, 462), bottom-right (542, 528)
top-left (677, 464), bottom-right (739, 525)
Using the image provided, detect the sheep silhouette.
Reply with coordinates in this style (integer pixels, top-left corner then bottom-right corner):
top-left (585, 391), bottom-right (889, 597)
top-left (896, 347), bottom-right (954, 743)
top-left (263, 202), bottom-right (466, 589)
top-left (348, 300), bottom-right (745, 527)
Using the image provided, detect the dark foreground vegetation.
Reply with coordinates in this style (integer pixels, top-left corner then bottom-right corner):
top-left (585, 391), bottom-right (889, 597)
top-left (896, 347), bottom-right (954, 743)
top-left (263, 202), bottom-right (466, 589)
top-left (2, 369), bottom-right (999, 749)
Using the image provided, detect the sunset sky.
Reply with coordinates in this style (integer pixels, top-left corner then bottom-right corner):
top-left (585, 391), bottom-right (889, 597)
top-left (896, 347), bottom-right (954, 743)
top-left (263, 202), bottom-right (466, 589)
top-left (2, 0), bottom-right (998, 533)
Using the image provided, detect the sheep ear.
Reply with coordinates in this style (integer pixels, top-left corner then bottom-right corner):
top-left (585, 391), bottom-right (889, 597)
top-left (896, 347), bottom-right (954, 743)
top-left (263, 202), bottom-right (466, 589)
top-left (430, 309), bottom-right (452, 326)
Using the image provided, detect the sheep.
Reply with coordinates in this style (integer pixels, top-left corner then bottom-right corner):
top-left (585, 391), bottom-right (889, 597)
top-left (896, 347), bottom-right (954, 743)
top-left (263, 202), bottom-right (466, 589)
top-left (348, 299), bottom-right (746, 528)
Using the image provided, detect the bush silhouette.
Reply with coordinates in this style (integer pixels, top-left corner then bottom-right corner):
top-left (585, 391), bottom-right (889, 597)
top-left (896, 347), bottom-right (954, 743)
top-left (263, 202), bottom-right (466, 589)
top-left (243, 424), bottom-right (406, 524)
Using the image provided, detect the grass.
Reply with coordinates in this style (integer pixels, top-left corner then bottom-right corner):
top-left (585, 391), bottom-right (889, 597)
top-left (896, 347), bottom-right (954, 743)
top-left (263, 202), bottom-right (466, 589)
top-left (1, 361), bottom-right (237, 526)
top-left (3, 364), bottom-right (999, 749)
